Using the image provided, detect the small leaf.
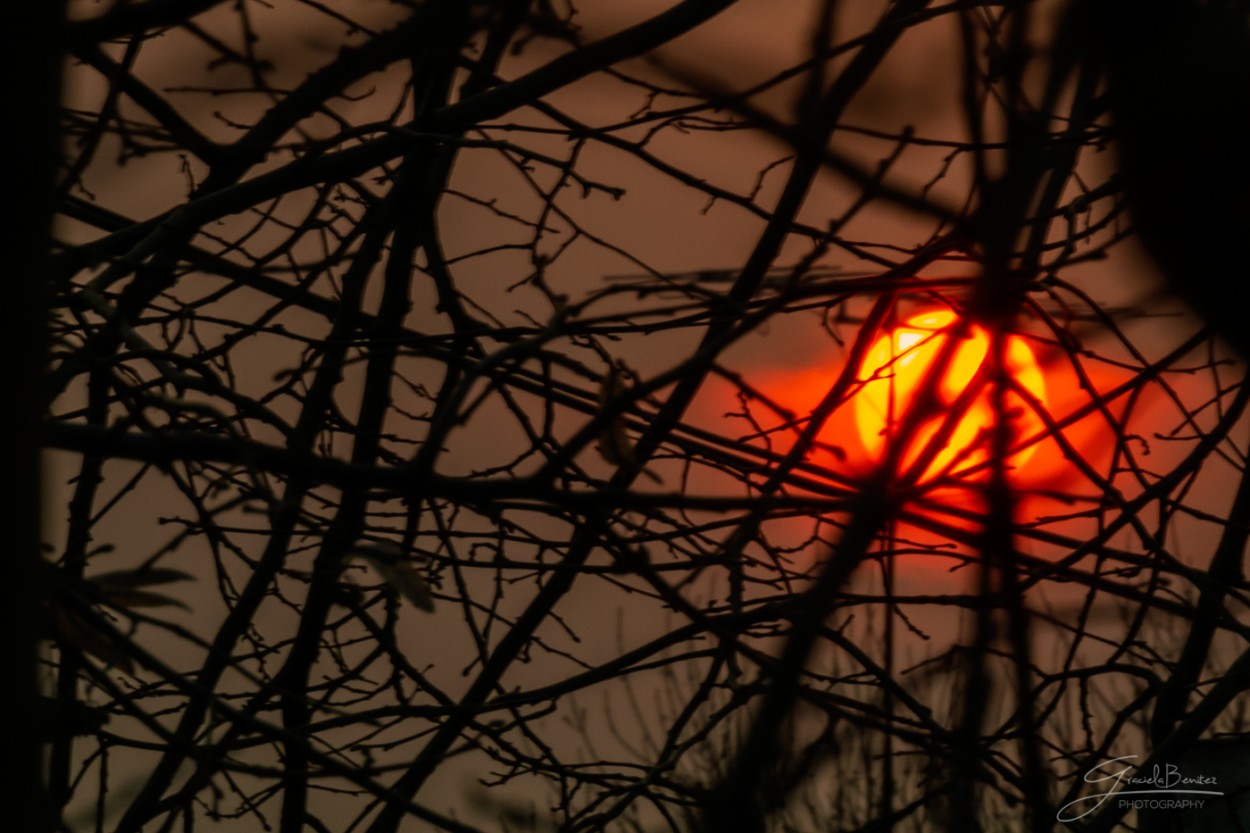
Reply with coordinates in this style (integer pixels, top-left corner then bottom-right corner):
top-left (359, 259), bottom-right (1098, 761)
top-left (99, 587), bottom-right (190, 611)
top-left (91, 567), bottom-right (194, 588)
top-left (49, 607), bottom-right (134, 674)
top-left (595, 363), bottom-right (661, 483)
top-left (371, 559), bottom-right (436, 612)
top-left (596, 364), bottom-right (635, 467)
top-left (351, 542), bottom-right (435, 612)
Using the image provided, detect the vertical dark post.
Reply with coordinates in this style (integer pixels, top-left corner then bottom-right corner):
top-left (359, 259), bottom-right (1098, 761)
top-left (8, 1), bottom-right (64, 830)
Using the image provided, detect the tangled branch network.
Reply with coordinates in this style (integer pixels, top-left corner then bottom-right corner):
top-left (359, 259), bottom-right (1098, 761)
top-left (43, 1), bottom-right (1250, 832)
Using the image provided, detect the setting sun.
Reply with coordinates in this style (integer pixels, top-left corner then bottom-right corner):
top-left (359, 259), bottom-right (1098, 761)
top-left (854, 310), bottom-right (1047, 482)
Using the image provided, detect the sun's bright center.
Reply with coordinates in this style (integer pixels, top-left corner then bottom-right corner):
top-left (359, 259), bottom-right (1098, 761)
top-left (854, 310), bottom-right (1047, 481)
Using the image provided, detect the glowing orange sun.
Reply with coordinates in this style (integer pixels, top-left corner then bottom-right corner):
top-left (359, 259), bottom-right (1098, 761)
top-left (854, 310), bottom-right (1047, 482)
